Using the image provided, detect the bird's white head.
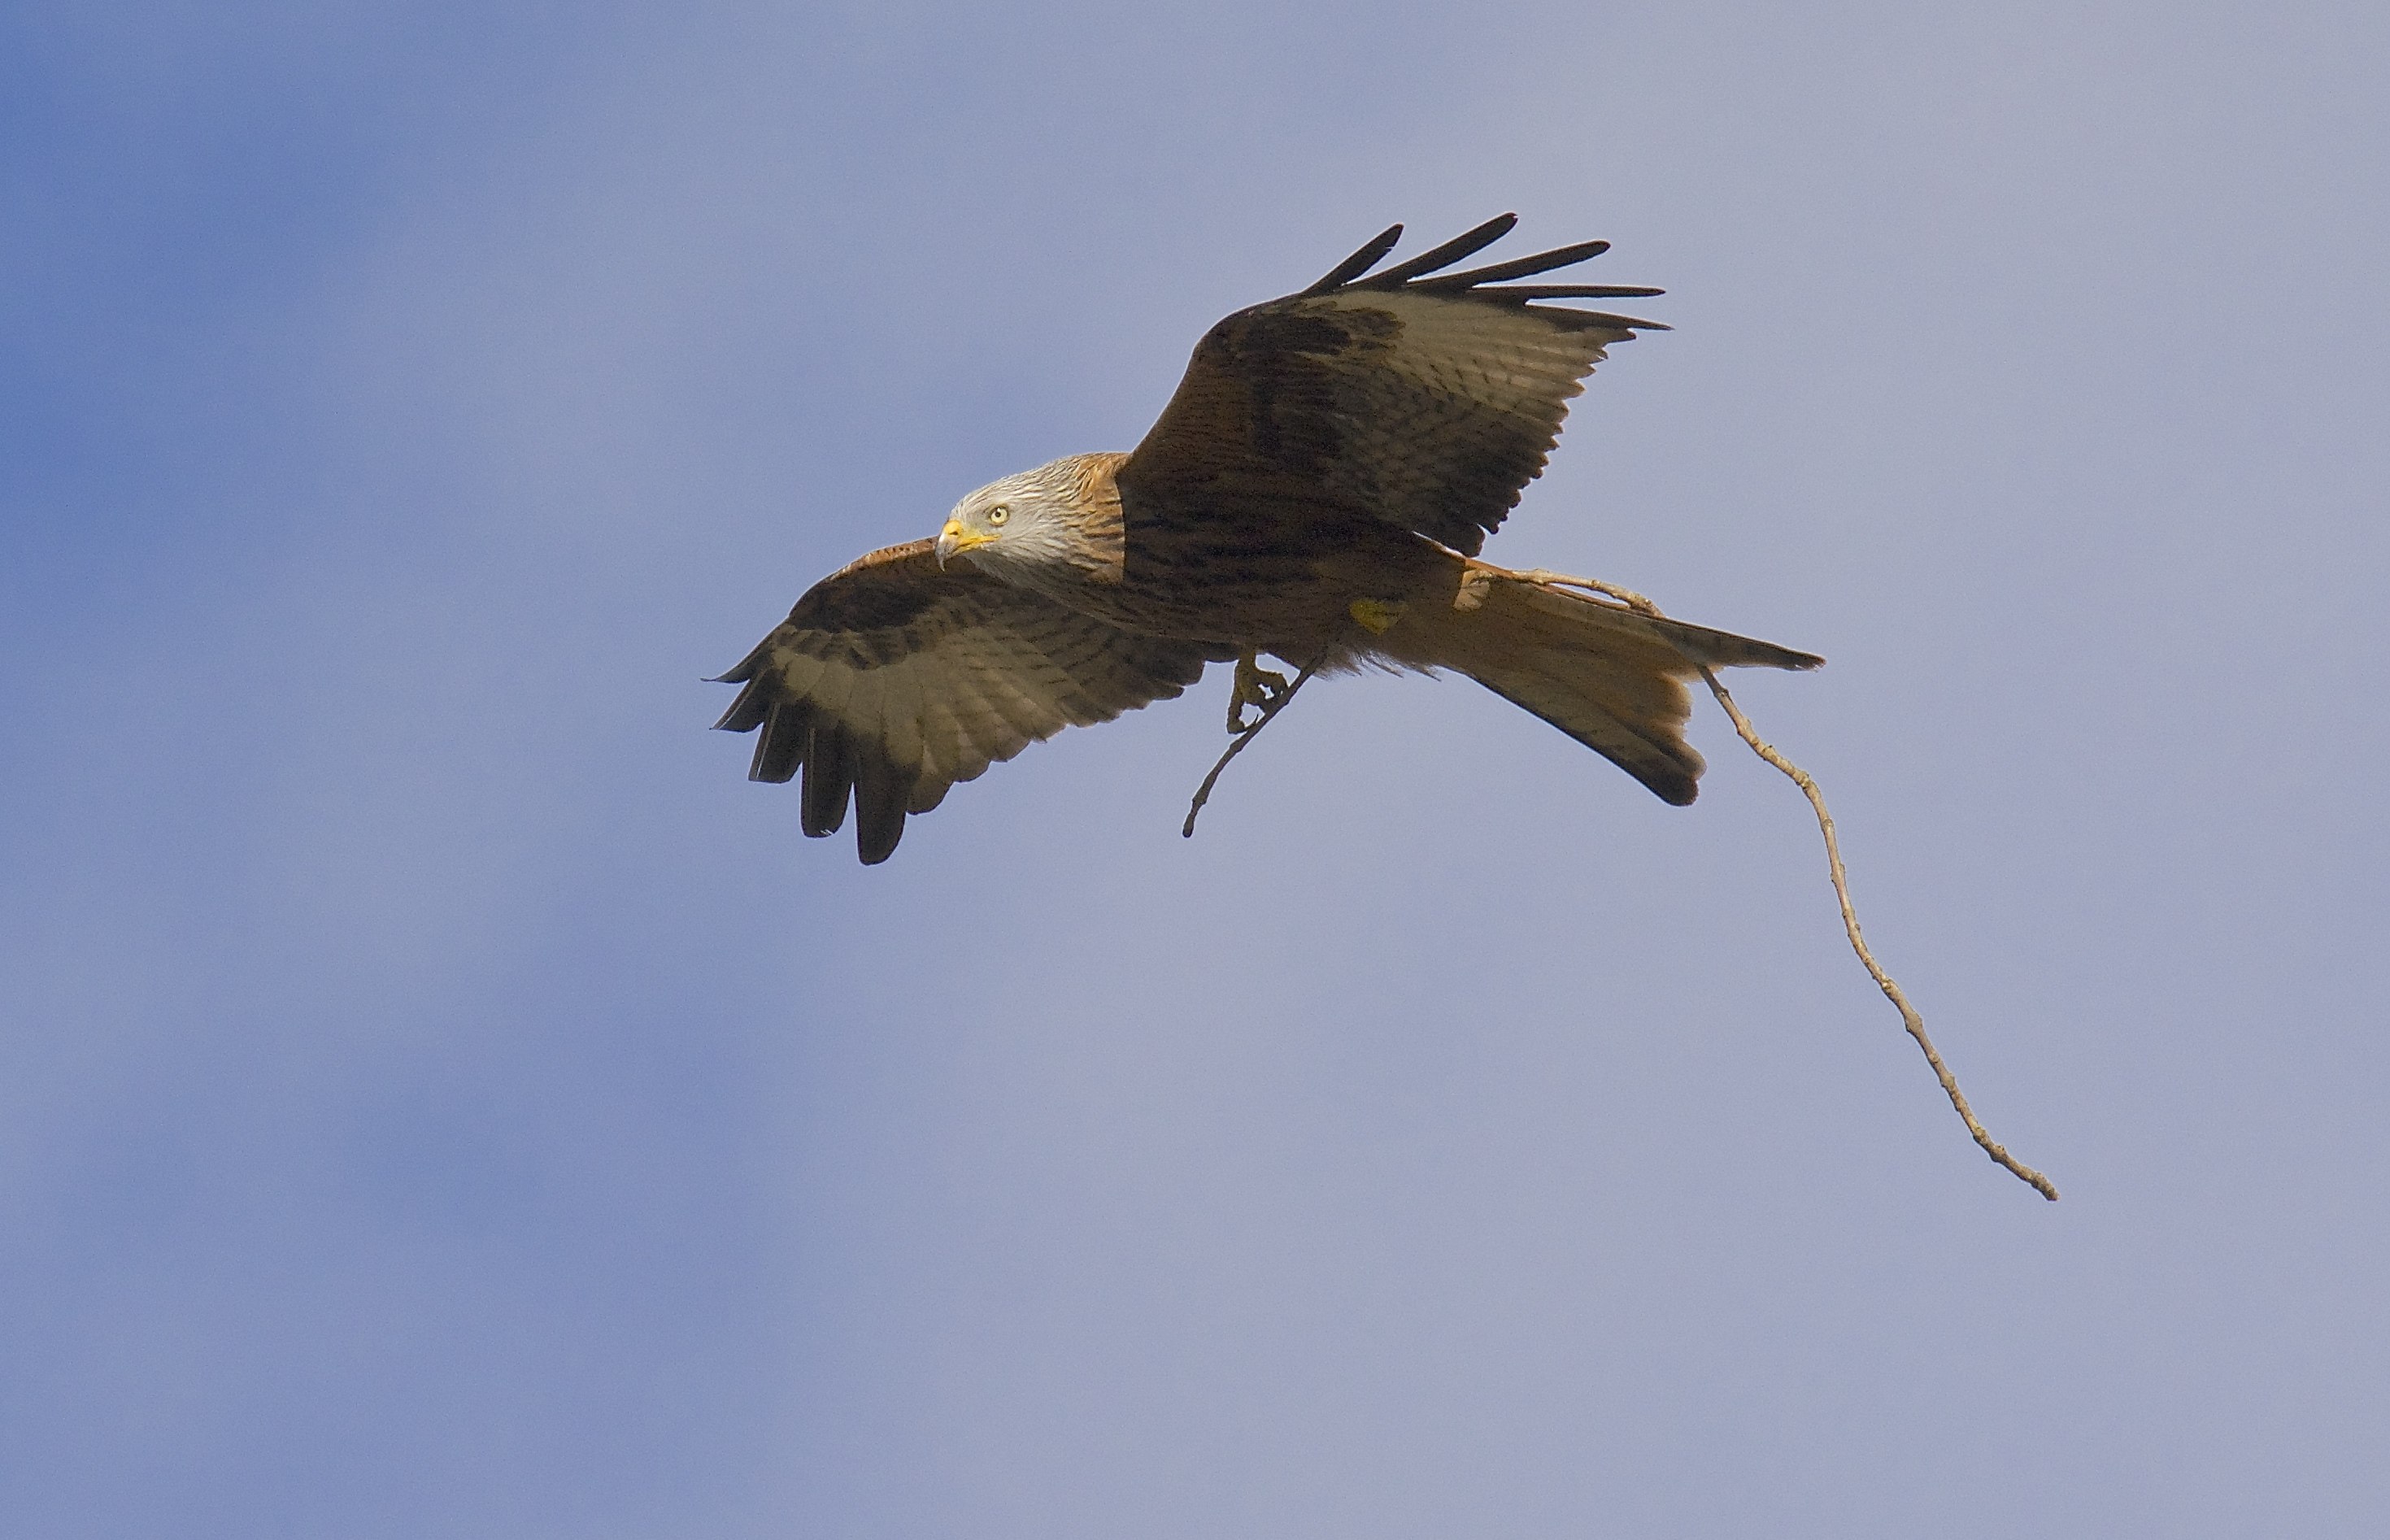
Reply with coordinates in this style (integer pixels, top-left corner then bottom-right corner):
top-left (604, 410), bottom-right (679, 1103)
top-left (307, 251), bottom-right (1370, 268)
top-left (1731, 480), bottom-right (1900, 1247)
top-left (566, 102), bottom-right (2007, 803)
top-left (934, 459), bottom-right (1092, 581)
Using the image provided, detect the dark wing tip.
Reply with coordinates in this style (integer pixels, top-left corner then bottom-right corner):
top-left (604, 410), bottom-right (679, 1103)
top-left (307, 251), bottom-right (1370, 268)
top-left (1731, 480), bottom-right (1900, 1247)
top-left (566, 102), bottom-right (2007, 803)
top-left (707, 642), bottom-right (769, 687)
top-left (1350, 213), bottom-right (1520, 290)
top-left (1413, 237), bottom-right (1612, 291)
top-left (852, 742), bottom-right (911, 864)
top-left (712, 676), bottom-right (772, 734)
top-left (855, 807), bottom-right (904, 863)
top-left (730, 681), bottom-right (921, 861)
top-left (1299, 219), bottom-right (1668, 331)
top-left (750, 698), bottom-right (812, 782)
top-left (799, 722), bottom-right (855, 835)
top-left (1491, 284), bottom-right (1665, 300)
top-left (1300, 222), bottom-right (1404, 296)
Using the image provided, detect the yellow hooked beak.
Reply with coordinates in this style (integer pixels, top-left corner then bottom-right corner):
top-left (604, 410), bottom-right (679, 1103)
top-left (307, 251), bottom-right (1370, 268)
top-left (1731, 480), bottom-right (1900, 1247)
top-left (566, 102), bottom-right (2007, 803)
top-left (936, 518), bottom-right (997, 567)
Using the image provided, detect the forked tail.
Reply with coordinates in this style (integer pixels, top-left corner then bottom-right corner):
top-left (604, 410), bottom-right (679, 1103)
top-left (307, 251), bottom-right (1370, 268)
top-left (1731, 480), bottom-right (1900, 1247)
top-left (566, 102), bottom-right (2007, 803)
top-left (1378, 562), bottom-right (1822, 805)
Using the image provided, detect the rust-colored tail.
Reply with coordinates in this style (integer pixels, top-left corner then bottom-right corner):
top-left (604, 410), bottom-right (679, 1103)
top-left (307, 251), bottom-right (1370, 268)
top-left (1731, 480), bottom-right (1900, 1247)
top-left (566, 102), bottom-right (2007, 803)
top-left (1380, 561), bottom-right (1822, 805)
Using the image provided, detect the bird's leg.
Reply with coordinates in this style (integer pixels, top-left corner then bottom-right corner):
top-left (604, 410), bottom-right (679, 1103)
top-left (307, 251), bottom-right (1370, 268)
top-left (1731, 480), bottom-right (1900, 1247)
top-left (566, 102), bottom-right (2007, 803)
top-left (1227, 650), bottom-right (1291, 733)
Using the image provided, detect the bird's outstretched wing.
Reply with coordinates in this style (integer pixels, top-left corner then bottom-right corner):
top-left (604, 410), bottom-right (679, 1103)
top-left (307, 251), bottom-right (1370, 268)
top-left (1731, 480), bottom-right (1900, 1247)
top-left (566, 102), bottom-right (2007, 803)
top-left (712, 540), bottom-right (1226, 864)
top-left (1118, 214), bottom-right (1666, 557)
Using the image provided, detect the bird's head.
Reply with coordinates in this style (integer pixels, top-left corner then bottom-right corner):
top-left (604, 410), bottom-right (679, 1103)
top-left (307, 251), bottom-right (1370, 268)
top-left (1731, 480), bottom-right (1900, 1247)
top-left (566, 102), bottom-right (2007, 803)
top-left (935, 461), bottom-right (1091, 580)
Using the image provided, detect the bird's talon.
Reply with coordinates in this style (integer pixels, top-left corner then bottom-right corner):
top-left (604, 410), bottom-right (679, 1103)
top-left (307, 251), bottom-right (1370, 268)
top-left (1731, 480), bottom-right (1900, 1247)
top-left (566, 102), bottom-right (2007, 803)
top-left (1227, 653), bottom-right (1290, 733)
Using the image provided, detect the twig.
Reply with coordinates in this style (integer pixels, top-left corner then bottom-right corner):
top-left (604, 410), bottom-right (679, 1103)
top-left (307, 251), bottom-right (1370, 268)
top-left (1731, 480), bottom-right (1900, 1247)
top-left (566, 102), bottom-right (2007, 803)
top-left (1505, 568), bottom-right (2060, 1201)
top-left (1182, 655), bottom-right (1324, 838)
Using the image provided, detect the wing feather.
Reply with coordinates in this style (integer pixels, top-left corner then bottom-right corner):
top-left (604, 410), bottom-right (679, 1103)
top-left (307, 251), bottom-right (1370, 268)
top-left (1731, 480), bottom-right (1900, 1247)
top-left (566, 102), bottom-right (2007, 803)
top-left (713, 539), bottom-right (1219, 864)
top-left (1349, 212), bottom-right (1518, 289)
top-left (800, 721), bottom-right (855, 837)
top-left (911, 670), bottom-right (966, 784)
top-left (1119, 218), bottom-right (1667, 557)
top-left (748, 697), bottom-right (809, 783)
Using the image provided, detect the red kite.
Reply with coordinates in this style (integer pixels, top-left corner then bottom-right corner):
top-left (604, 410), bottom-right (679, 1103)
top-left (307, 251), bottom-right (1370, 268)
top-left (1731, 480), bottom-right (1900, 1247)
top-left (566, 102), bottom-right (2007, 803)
top-left (716, 215), bottom-right (1818, 863)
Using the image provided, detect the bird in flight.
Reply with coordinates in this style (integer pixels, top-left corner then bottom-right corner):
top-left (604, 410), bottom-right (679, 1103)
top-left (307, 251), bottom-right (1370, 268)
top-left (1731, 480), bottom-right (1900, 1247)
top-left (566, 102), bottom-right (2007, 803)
top-left (714, 215), bottom-right (1821, 863)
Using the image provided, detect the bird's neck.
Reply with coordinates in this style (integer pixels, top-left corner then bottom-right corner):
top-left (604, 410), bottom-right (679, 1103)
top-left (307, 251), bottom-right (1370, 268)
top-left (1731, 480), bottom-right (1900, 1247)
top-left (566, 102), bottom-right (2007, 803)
top-left (1051, 451), bottom-right (1130, 585)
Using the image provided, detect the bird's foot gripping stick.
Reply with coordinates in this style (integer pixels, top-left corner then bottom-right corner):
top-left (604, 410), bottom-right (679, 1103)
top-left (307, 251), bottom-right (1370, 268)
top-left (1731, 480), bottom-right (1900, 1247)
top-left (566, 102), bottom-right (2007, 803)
top-left (1226, 650), bottom-right (1292, 733)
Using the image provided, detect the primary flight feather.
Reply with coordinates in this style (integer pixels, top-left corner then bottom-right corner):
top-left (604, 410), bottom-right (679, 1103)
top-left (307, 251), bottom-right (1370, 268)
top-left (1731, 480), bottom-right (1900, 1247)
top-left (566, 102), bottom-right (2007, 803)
top-left (714, 215), bottom-right (1821, 863)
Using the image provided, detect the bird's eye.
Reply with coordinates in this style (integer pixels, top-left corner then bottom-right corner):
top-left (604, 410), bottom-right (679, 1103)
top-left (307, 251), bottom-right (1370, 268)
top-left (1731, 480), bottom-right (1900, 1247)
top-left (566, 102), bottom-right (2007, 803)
top-left (987, 505), bottom-right (1011, 526)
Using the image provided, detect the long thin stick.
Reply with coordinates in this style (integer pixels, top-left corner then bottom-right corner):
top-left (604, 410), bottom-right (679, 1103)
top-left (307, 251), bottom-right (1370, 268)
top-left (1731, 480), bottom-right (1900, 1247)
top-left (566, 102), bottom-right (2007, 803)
top-left (1506, 568), bottom-right (2059, 1200)
top-left (1182, 655), bottom-right (1325, 838)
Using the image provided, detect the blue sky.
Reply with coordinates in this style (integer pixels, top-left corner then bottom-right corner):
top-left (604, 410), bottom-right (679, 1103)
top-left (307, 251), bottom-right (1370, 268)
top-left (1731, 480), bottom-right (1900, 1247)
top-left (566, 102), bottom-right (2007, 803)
top-left (5, 2), bottom-right (2387, 1534)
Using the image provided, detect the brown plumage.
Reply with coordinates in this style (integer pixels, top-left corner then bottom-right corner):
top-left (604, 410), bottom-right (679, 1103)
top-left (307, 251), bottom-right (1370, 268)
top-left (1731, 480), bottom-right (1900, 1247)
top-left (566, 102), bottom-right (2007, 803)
top-left (715, 215), bottom-right (1821, 863)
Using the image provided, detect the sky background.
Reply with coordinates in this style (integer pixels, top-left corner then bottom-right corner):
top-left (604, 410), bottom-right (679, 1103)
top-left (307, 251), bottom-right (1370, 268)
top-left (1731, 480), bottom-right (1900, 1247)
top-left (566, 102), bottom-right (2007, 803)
top-left (4, 2), bottom-right (2387, 1534)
